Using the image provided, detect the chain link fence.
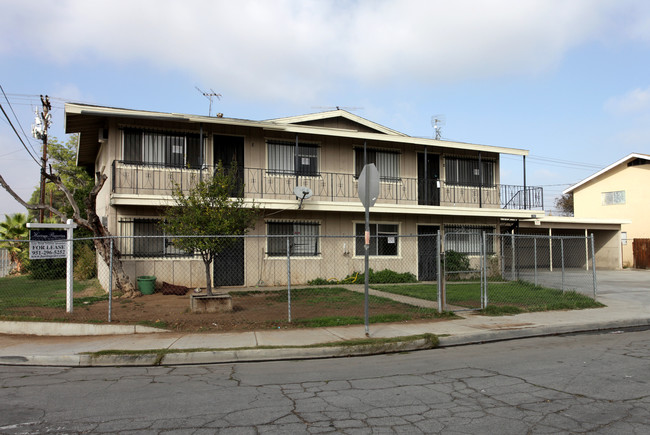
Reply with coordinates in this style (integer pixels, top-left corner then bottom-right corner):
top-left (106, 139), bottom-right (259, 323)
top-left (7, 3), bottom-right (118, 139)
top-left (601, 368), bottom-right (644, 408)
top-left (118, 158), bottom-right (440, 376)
top-left (442, 232), bottom-right (598, 312)
top-left (0, 232), bottom-right (600, 331)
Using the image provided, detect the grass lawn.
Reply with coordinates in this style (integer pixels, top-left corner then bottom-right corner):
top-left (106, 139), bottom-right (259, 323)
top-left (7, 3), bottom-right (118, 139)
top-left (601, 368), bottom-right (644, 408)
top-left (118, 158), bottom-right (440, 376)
top-left (0, 275), bottom-right (107, 314)
top-left (372, 281), bottom-right (603, 314)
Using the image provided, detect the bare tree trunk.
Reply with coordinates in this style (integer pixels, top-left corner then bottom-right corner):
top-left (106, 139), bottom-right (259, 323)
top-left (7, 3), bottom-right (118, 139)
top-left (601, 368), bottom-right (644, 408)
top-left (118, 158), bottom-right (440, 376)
top-left (1, 172), bottom-right (139, 298)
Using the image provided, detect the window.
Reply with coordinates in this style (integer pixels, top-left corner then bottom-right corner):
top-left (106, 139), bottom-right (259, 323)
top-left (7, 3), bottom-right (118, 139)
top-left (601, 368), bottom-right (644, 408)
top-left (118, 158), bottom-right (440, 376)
top-left (445, 157), bottom-right (494, 187)
top-left (267, 222), bottom-right (320, 257)
top-left (267, 140), bottom-right (319, 176)
top-left (621, 232), bottom-right (628, 246)
top-left (445, 226), bottom-right (494, 255)
top-left (355, 223), bottom-right (399, 256)
top-left (119, 218), bottom-right (192, 258)
top-left (602, 190), bottom-right (625, 205)
top-left (355, 148), bottom-right (400, 181)
top-left (123, 129), bottom-right (202, 168)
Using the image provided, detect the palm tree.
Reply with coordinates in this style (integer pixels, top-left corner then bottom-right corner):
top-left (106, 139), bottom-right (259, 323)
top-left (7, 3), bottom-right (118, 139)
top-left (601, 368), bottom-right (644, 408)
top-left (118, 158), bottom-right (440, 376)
top-left (0, 213), bottom-right (28, 274)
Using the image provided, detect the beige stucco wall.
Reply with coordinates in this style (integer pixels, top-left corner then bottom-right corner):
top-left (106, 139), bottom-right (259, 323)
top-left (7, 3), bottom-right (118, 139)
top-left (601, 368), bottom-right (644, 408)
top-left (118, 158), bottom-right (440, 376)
top-left (573, 163), bottom-right (650, 267)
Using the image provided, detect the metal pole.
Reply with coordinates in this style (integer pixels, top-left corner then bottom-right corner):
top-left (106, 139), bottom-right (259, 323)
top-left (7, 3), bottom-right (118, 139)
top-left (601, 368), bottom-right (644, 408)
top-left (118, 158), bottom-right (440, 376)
top-left (109, 237), bottom-right (113, 323)
top-left (534, 237), bottom-right (538, 287)
top-left (510, 232), bottom-right (515, 280)
top-left (584, 229), bottom-right (589, 271)
top-left (560, 239), bottom-right (564, 291)
top-left (523, 155), bottom-right (527, 210)
top-left (364, 140), bottom-right (370, 336)
top-left (478, 152), bottom-right (482, 208)
top-left (287, 237), bottom-right (291, 323)
top-left (590, 233), bottom-right (598, 300)
top-left (436, 229), bottom-right (442, 313)
top-left (482, 231), bottom-right (487, 308)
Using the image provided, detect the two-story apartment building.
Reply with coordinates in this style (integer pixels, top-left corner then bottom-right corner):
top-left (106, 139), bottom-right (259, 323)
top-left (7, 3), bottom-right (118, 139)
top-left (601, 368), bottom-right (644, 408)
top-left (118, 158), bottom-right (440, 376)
top-left (65, 103), bottom-right (545, 288)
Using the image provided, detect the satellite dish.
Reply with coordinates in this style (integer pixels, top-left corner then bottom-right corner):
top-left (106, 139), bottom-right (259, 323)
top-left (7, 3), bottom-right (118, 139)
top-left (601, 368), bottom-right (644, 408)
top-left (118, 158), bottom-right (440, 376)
top-left (293, 186), bottom-right (313, 199)
top-left (293, 186), bottom-right (313, 209)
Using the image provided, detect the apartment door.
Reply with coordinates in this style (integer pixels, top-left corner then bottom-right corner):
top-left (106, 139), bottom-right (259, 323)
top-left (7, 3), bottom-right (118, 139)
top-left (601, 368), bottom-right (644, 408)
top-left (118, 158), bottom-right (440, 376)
top-left (213, 135), bottom-right (245, 286)
top-left (418, 225), bottom-right (439, 281)
top-left (213, 237), bottom-right (245, 286)
top-left (213, 135), bottom-right (244, 197)
top-left (417, 153), bottom-right (440, 205)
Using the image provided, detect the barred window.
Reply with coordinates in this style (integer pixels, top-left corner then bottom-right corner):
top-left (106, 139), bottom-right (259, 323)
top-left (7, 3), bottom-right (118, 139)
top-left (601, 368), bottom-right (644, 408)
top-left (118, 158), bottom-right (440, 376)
top-left (445, 226), bottom-right (494, 255)
top-left (267, 140), bottom-right (319, 176)
top-left (123, 129), bottom-right (202, 168)
top-left (355, 148), bottom-right (400, 181)
top-left (119, 218), bottom-right (193, 258)
top-left (355, 223), bottom-right (399, 256)
top-left (445, 157), bottom-right (494, 187)
top-left (601, 190), bottom-right (625, 205)
top-left (267, 222), bottom-right (320, 257)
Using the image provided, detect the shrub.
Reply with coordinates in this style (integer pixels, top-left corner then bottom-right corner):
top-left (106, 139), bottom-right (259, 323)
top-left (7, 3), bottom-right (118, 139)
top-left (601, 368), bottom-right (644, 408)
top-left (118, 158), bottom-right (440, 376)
top-left (74, 243), bottom-right (97, 280)
top-left (29, 258), bottom-right (66, 280)
top-left (444, 250), bottom-right (470, 272)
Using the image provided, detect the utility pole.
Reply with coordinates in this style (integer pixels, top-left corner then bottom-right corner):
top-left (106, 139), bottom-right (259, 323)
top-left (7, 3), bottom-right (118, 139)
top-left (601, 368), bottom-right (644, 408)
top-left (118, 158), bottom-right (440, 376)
top-left (33, 95), bottom-right (51, 223)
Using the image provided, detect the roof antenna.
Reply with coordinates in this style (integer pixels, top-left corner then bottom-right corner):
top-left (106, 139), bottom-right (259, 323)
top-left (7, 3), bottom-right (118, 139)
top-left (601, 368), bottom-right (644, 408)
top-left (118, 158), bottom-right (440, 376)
top-left (431, 114), bottom-right (445, 140)
top-left (195, 87), bottom-right (222, 116)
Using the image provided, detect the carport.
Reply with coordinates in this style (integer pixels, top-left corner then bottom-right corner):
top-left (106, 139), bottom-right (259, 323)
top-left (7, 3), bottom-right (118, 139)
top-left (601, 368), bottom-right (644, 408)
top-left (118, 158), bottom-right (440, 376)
top-left (515, 216), bottom-right (628, 270)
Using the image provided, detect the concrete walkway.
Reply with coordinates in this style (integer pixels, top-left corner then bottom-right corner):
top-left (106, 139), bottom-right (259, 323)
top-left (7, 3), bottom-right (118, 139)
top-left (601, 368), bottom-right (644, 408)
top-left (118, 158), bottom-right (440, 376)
top-left (0, 270), bottom-right (648, 367)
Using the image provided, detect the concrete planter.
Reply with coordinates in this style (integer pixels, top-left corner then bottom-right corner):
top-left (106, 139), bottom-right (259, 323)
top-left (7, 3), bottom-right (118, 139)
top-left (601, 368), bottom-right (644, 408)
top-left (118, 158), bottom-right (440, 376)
top-left (190, 294), bottom-right (233, 313)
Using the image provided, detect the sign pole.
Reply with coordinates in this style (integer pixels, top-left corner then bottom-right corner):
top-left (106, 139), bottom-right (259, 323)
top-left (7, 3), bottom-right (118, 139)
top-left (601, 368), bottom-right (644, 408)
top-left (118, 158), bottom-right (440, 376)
top-left (66, 219), bottom-right (75, 313)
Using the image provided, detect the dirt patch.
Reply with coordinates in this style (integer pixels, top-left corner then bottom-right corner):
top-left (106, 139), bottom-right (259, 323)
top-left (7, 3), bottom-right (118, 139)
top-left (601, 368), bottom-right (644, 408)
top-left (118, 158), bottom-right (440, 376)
top-left (4, 288), bottom-right (449, 333)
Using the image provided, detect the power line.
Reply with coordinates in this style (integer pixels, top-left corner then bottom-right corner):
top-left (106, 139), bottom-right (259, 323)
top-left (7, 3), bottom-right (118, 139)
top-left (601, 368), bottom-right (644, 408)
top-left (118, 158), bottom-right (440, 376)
top-left (0, 102), bottom-right (40, 166)
top-left (0, 85), bottom-right (40, 157)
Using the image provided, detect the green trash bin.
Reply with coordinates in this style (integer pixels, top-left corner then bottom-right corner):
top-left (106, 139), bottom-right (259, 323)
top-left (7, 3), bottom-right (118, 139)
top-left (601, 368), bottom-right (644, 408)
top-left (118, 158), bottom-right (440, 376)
top-left (137, 276), bottom-right (156, 295)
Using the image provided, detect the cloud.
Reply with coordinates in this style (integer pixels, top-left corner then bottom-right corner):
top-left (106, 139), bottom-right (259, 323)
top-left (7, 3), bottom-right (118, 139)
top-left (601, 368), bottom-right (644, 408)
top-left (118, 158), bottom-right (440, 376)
top-left (1, 0), bottom-right (647, 102)
top-left (604, 87), bottom-right (650, 115)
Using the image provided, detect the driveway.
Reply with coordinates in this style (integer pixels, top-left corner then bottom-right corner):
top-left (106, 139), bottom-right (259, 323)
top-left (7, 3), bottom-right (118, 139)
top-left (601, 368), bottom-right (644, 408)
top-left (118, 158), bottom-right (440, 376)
top-left (595, 269), bottom-right (650, 305)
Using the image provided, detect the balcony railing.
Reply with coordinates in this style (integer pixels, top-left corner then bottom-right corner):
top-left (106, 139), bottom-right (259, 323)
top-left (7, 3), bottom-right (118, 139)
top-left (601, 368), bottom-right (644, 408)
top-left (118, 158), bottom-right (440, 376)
top-left (111, 161), bottom-right (543, 210)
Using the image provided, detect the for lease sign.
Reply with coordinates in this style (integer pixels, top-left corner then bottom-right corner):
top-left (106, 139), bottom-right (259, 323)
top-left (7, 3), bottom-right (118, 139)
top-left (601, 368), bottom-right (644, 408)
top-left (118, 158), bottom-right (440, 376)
top-left (29, 229), bottom-right (67, 259)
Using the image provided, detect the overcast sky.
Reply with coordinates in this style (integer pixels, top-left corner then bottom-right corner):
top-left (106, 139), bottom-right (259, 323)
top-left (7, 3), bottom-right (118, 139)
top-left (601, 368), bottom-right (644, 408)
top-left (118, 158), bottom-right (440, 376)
top-left (2, 0), bottom-right (650, 217)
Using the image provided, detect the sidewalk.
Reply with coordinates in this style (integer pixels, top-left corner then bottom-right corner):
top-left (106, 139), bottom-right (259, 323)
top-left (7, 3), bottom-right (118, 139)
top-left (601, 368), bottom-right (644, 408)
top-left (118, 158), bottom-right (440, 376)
top-left (0, 292), bottom-right (648, 367)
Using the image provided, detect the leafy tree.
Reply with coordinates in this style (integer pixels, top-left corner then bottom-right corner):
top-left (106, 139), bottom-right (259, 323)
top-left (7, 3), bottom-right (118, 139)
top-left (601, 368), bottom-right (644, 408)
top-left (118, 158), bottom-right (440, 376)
top-left (160, 162), bottom-right (260, 295)
top-left (0, 213), bottom-right (28, 274)
top-left (555, 193), bottom-right (574, 216)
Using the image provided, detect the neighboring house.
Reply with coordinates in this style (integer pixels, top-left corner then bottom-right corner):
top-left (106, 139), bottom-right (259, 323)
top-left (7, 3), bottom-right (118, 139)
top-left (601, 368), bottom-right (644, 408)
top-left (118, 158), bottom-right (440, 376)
top-left (564, 153), bottom-right (650, 268)
top-left (65, 103), bottom-right (551, 288)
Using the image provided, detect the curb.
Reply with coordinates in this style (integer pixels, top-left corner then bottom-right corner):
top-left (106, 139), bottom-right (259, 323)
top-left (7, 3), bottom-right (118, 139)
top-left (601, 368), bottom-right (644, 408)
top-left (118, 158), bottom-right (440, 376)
top-left (1, 318), bottom-right (648, 367)
top-left (0, 321), bottom-right (167, 336)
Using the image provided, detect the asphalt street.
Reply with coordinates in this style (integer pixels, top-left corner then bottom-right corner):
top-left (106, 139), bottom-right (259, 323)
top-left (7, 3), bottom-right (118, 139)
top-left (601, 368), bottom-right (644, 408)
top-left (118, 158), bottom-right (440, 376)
top-left (1, 327), bottom-right (648, 434)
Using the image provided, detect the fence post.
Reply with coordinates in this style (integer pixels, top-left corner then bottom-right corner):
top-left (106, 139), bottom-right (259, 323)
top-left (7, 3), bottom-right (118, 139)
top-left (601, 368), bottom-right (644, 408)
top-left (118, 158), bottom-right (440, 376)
top-left (591, 233), bottom-right (598, 300)
top-left (534, 237), bottom-right (538, 287)
top-left (438, 230), bottom-right (447, 312)
top-left (109, 237), bottom-right (113, 323)
top-left (437, 230), bottom-right (442, 313)
top-left (482, 231), bottom-right (488, 308)
top-left (287, 237), bottom-right (292, 323)
top-left (560, 238), bottom-right (564, 291)
top-left (510, 232), bottom-right (515, 280)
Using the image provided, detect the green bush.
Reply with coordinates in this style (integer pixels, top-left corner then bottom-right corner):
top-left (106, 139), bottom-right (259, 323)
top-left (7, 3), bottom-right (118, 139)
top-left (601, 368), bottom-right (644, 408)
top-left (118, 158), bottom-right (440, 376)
top-left (309, 269), bottom-right (418, 285)
top-left (444, 250), bottom-right (470, 272)
top-left (28, 258), bottom-right (66, 280)
top-left (74, 243), bottom-right (97, 280)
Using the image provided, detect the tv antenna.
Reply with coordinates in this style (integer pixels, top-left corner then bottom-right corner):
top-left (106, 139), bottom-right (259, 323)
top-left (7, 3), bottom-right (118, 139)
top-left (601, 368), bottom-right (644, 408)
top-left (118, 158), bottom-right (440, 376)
top-left (431, 114), bottom-right (445, 140)
top-left (195, 87), bottom-right (222, 116)
top-left (293, 186), bottom-right (313, 209)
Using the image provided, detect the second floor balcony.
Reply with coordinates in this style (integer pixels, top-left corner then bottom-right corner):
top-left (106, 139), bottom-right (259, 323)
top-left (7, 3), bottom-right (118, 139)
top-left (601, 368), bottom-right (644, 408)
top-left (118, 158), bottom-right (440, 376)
top-left (111, 161), bottom-right (544, 210)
